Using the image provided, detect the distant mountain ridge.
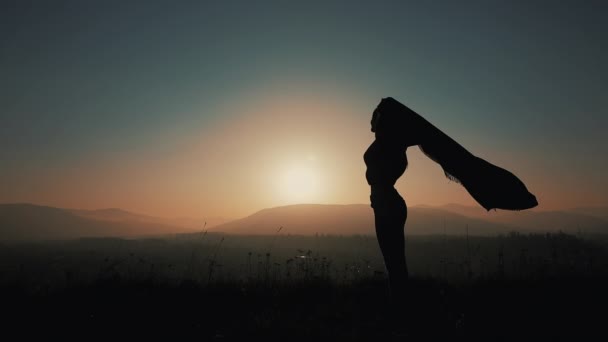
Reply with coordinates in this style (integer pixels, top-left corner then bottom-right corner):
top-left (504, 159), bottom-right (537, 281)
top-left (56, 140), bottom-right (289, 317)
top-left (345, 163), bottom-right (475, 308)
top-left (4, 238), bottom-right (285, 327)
top-left (68, 207), bottom-right (221, 229)
top-left (0, 203), bottom-right (606, 241)
top-left (437, 203), bottom-right (608, 233)
top-left (0, 203), bottom-right (209, 241)
top-left (210, 203), bottom-right (608, 236)
top-left (210, 204), bottom-right (515, 236)
top-left (568, 206), bottom-right (608, 221)
top-left (69, 208), bottom-right (157, 222)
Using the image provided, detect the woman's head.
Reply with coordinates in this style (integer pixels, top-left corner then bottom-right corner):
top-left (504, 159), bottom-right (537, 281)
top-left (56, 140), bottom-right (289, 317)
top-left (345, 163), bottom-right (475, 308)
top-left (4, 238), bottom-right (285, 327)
top-left (371, 97), bottom-right (423, 147)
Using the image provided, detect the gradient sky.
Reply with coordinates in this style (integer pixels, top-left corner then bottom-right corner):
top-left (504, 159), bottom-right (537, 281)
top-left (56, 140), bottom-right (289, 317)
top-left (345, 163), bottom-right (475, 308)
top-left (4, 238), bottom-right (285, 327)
top-left (1, 1), bottom-right (607, 219)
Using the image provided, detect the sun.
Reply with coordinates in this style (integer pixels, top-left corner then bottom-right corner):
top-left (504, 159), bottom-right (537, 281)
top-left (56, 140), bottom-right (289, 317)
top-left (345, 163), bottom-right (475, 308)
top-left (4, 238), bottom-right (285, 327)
top-left (278, 161), bottom-right (321, 204)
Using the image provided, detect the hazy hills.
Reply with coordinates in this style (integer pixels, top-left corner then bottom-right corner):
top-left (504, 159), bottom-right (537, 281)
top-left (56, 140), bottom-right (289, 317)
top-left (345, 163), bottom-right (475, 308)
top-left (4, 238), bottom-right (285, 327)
top-left (68, 207), bottom-right (223, 230)
top-left (569, 206), bottom-right (608, 221)
top-left (0, 204), bottom-right (210, 241)
top-left (437, 203), bottom-right (608, 233)
top-left (209, 204), bottom-right (512, 236)
top-left (210, 204), bottom-right (608, 236)
top-left (0, 203), bottom-right (606, 241)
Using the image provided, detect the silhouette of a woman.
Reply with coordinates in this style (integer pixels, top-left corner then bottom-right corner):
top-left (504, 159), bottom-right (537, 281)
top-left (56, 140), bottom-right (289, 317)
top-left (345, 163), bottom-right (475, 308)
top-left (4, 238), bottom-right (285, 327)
top-left (364, 97), bottom-right (537, 303)
top-left (364, 101), bottom-right (419, 303)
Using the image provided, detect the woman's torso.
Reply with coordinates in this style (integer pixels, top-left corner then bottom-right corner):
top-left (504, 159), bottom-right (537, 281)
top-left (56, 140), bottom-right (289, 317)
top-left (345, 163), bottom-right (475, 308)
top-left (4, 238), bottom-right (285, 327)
top-left (364, 139), bottom-right (407, 188)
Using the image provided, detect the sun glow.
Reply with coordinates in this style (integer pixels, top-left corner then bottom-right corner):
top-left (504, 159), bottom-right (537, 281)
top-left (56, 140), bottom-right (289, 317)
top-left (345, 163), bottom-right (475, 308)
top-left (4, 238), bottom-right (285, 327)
top-left (278, 160), bottom-right (321, 204)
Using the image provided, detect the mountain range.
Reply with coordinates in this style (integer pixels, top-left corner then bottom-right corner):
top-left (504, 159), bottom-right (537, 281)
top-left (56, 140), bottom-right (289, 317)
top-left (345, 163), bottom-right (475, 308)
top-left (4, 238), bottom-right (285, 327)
top-left (0, 204), bottom-right (215, 241)
top-left (1, 202), bottom-right (606, 241)
top-left (209, 203), bottom-right (608, 236)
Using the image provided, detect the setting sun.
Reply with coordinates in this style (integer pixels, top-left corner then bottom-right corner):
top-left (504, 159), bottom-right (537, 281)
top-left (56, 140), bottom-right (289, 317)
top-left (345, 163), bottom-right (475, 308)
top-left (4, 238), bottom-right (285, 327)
top-left (277, 160), bottom-right (322, 204)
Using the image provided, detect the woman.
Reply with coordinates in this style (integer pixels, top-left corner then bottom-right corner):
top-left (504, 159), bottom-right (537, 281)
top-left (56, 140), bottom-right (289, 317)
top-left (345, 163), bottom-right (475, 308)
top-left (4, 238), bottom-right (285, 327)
top-left (363, 104), bottom-right (418, 303)
top-left (364, 97), bottom-right (537, 303)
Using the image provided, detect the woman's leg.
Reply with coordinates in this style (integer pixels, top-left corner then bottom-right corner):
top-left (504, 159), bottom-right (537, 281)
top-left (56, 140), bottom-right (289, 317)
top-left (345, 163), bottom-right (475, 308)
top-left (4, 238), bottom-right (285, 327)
top-left (373, 194), bottom-right (408, 301)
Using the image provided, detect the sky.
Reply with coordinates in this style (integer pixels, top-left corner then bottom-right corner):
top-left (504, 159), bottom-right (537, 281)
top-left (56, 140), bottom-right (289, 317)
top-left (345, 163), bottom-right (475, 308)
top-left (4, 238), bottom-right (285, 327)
top-left (1, 0), bottom-right (607, 219)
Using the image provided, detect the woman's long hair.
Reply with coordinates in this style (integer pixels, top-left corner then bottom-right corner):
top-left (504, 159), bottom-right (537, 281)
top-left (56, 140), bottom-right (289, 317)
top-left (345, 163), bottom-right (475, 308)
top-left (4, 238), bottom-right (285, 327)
top-left (372, 97), bottom-right (538, 211)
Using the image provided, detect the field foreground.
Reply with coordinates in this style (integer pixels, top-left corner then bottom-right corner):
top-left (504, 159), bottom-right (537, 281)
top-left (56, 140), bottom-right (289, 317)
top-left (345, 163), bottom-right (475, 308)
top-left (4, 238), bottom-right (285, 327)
top-left (2, 234), bottom-right (607, 340)
top-left (3, 275), bottom-right (607, 340)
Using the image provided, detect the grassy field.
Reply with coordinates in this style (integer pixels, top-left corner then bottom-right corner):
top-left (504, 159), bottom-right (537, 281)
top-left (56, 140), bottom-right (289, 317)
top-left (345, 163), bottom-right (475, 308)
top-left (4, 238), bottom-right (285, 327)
top-left (2, 233), bottom-right (607, 340)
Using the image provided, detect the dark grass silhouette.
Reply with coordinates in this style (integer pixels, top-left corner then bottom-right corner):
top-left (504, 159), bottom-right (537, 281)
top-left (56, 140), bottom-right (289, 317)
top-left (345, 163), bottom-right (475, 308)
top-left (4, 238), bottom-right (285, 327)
top-left (2, 233), bottom-right (608, 340)
top-left (4, 268), bottom-right (607, 340)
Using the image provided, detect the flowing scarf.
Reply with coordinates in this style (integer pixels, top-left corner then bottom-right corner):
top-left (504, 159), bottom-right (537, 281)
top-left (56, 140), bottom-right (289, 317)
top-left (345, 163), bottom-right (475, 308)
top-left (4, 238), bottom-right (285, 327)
top-left (372, 97), bottom-right (538, 211)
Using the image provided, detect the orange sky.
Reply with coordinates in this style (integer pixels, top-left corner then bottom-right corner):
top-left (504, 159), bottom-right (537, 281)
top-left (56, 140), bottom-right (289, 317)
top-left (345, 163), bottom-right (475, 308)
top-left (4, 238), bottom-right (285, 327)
top-left (3, 86), bottom-right (604, 220)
